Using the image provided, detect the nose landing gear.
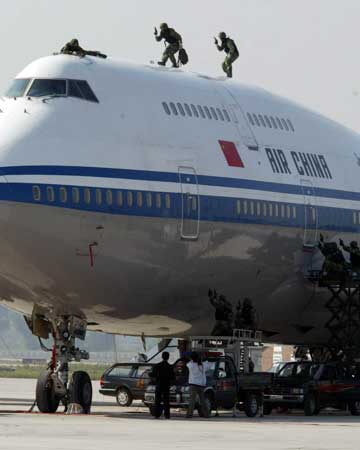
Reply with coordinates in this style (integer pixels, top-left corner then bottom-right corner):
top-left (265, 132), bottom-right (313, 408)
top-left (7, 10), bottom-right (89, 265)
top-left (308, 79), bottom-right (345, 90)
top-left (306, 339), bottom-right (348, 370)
top-left (26, 309), bottom-right (92, 414)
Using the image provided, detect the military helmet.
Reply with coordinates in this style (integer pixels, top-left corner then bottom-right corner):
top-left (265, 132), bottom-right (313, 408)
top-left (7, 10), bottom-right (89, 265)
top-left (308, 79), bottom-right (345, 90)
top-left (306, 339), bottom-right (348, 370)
top-left (70, 38), bottom-right (79, 46)
top-left (160, 23), bottom-right (168, 30)
top-left (350, 241), bottom-right (358, 248)
top-left (219, 32), bottom-right (227, 40)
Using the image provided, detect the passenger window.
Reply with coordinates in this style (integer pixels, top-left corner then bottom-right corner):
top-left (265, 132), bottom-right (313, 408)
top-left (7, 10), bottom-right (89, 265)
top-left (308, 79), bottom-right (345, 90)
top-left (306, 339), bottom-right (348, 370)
top-left (353, 212), bottom-right (357, 224)
top-left (281, 118), bottom-right (289, 131)
top-left (258, 115), bottom-right (266, 127)
top-left (96, 189), bottom-right (102, 205)
top-left (286, 205), bottom-right (291, 219)
top-left (146, 192), bottom-right (152, 208)
top-left (217, 108), bottom-right (224, 121)
top-left (269, 203), bottom-right (273, 217)
top-left (191, 104), bottom-right (199, 117)
top-left (281, 204), bottom-right (285, 218)
top-left (192, 196), bottom-right (197, 211)
top-left (276, 117), bottom-right (283, 130)
top-left (311, 207), bottom-right (316, 222)
top-left (270, 116), bottom-right (278, 129)
top-left (204, 106), bottom-right (212, 119)
top-left (292, 206), bottom-right (297, 219)
top-left (76, 81), bottom-right (99, 103)
top-left (32, 185), bottom-right (41, 201)
top-left (247, 113), bottom-right (255, 126)
top-left (84, 188), bottom-right (91, 204)
top-left (127, 191), bottom-right (133, 207)
top-left (169, 102), bottom-right (178, 116)
top-left (72, 187), bottom-right (79, 203)
top-left (210, 107), bottom-right (218, 120)
top-left (59, 187), bottom-right (67, 203)
top-left (156, 193), bottom-right (162, 208)
top-left (263, 202), bottom-right (267, 217)
top-left (236, 200), bottom-right (241, 215)
top-left (256, 202), bottom-right (261, 216)
top-left (243, 200), bottom-right (248, 215)
top-left (223, 109), bottom-right (231, 122)
top-left (106, 190), bottom-right (113, 206)
top-left (250, 201), bottom-right (255, 215)
top-left (46, 186), bottom-right (55, 202)
top-left (137, 192), bottom-right (143, 207)
top-left (358, 212), bottom-right (360, 225)
top-left (287, 119), bottom-right (295, 132)
top-left (165, 193), bottom-right (171, 209)
top-left (197, 105), bottom-right (206, 118)
top-left (252, 114), bottom-right (260, 126)
top-left (28, 79), bottom-right (66, 97)
top-left (184, 103), bottom-right (192, 117)
top-left (117, 191), bottom-right (123, 207)
top-left (264, 115), bottom-right (272, 128)
top-left (162, 102), bottom-right (171, 115)
top-left (274, 203), bottom-right (279, 217)
top-left (177, 103), bottom-right (185, 116)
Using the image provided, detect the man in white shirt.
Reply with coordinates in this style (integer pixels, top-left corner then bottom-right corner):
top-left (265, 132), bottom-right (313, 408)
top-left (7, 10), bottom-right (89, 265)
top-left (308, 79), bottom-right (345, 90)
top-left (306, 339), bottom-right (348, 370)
top-left (186, 352), bottom-right (212, 418)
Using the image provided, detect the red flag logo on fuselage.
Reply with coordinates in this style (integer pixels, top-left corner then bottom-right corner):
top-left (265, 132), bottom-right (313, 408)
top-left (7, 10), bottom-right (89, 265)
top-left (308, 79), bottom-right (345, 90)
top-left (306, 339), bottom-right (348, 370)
top-left (219, 140), bottom-right (244, 168)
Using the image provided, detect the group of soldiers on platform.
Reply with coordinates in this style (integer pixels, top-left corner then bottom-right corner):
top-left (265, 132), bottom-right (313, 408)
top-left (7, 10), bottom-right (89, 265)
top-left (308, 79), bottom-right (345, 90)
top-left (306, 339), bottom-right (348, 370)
top-left (208, 289), bottom-right (257, 336)
top-left (318, 234), bottom-right (360, 277)
top-left (60, 23), bottom-right (240, 78)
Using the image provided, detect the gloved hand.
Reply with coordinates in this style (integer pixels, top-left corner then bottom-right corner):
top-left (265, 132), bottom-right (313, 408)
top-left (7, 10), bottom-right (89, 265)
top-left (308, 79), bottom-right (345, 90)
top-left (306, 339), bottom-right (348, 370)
top-left (214, 37), bottom-right (218, 45)
top-left (154, 27), bottom-right (158, 36)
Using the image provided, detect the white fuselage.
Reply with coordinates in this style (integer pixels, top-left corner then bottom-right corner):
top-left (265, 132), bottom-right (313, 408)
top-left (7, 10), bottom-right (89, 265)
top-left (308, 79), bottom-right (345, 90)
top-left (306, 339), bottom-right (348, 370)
top-left (0, 55), bottom-right (359, 345)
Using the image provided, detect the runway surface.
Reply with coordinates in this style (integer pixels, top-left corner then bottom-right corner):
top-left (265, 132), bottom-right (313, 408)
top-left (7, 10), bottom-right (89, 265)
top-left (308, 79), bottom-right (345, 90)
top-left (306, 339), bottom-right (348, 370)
top-left (0, 378), bottom-right (359, 450)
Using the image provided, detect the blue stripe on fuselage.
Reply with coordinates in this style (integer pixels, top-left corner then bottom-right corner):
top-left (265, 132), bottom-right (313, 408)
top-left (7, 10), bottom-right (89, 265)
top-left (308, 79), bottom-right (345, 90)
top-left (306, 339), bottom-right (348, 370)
top-left (0, 165), bottom-right (358, 202)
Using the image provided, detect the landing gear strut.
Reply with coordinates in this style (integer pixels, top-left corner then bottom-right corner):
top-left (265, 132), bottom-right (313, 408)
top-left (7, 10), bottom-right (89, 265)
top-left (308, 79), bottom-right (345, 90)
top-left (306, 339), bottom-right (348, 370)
top-left (26, 310), bottom-right (92, 414)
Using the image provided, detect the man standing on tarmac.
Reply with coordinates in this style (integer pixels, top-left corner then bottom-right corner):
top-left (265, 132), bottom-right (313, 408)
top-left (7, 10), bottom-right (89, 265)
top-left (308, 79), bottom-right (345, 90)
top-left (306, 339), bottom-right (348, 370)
top-left (155, 23), bottom-right (183, 67)
top-left (339, 239), bottom-right (360, 272)
top-left (214, 32), bottom-right (239, 78)
top-left (150, 351), bottom-right (174, 419)
top-left (186, 352), bottom-right (211, 418)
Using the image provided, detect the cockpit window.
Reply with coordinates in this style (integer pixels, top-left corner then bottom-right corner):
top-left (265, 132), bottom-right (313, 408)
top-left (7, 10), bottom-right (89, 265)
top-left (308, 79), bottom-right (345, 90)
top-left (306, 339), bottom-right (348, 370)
top-left (28, 79), bottom-right (67, 97)
top-left (5, 79), bottom-right (31, 98)
top-left (76, 80), bottom-right (98, 102)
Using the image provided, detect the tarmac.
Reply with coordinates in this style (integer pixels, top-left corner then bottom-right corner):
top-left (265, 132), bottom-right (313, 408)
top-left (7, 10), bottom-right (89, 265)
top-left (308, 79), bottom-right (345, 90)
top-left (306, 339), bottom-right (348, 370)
top-left (0, 378), bottom-right (360, 450)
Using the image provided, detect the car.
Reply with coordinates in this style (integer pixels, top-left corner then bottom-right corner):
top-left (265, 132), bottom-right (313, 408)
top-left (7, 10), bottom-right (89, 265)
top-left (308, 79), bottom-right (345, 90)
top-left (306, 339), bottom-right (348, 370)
top-left (263, 361), bottom-right (360, 416)
top-left (99, 363), bottom-right (154, 406)
top-left (144, 355), bottom-right (239, 416)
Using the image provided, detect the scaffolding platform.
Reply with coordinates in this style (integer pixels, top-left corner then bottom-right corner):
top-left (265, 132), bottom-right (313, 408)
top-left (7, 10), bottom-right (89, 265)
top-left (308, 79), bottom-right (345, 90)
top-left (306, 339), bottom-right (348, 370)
top-left (307, 270), bottom-right (360, 361)
top-left (182, 329), bottom-right (263, 373)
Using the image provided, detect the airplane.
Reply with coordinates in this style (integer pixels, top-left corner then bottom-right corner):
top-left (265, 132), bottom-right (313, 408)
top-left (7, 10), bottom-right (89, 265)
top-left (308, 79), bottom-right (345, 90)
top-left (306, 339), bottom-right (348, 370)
top-left (0, 53), bottom-right (359, 412)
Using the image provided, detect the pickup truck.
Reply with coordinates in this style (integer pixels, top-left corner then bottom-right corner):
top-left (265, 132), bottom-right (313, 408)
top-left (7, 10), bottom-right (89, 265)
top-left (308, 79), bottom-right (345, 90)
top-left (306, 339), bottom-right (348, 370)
top-left (144, 354), bottom-right (271, 417)
top-left (262, 361), bottom-right (360, 416)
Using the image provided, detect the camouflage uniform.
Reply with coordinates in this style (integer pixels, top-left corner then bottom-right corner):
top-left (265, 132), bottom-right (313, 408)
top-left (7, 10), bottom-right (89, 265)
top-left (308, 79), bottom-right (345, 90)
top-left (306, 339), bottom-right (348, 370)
top-left (61, 39), bottom-right (86, 57)
top-left (216, 32), bottom-right (239, 78)
top-left (318, 238), bottom-right (346, 278)
top-left (155, 24), bottom-right (182, 67)
top-left (209, 290), bottom-right (234, 336)
top-left (340, 240), bottom-right (360, 272)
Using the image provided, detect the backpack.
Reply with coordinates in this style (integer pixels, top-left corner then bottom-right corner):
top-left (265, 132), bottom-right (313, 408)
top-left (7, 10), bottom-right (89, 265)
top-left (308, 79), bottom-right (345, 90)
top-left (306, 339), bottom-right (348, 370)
top-left (178, 48), bottom-right (189, 66)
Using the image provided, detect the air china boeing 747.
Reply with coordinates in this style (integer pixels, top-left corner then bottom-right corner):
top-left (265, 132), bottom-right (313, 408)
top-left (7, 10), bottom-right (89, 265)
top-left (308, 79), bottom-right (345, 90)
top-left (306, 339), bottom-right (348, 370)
top-left (0, 54), bottom-right (359, 411)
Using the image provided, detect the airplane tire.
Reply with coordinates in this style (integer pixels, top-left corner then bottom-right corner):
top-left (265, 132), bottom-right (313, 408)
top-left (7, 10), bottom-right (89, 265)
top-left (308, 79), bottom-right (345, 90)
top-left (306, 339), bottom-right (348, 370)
top-left (69, 371), bottom-right (92, 414)
top-left (36, 370), bottom-right (60, 413)
top-left (244, 393), bottom-right (259, 418)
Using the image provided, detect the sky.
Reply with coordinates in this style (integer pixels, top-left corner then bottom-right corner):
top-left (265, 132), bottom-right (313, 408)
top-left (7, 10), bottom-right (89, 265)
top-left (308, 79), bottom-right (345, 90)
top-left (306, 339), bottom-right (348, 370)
top-left (1, 0), bottom-right (360, 132)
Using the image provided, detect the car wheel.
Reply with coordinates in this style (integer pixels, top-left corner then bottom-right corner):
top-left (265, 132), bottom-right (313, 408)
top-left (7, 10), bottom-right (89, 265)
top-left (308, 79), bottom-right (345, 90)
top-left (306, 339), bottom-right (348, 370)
top-left (349, 401), bottom-right (360, 416)
top-left (116, 388), bottom-right (133, 407)
top-left (304, 393), bottom-right (317, 416)
top-left (244, 394), bottom-right (259, 418)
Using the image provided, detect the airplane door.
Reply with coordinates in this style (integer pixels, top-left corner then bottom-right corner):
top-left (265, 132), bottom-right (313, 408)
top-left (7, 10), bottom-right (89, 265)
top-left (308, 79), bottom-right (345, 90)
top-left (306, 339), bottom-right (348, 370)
top-left (216, 86), bottom-right (259, 151)
top-left (301, 180), bottom-right (318, 249)
top-left (178, 167), bottom-right (200, 240)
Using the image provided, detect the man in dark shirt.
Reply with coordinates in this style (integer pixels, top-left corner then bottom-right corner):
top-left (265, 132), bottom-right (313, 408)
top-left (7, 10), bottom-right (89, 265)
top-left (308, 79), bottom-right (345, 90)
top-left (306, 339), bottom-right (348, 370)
top-left (150, 351), bottom-right (174, 419)
top-left (155, 23), bottom-right (182, 68)
top-left (214, 32), bottom-right (239, 78)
